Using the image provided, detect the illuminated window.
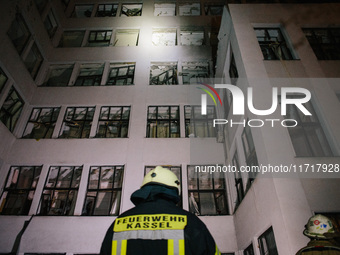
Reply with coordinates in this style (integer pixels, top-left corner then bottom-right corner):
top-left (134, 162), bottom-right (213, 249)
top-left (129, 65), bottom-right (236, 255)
top-left (179, 3), bottom-right (200, 16)
top-left (0, 87), bottom-right (24, 132)
top-left (121, 4), bottom-right (142, 17)
top-left (185, 105), bottom-right (216, 138)
top-left (0, 166), bottom-right (42, 215)
top-left (258, 227), bottom-right (278, 255)
top-left (106, 63), bottom-right (135, 85)
top-left (147, 106), bottom-right (180, 138)
top-left (150, 62), bottom-right (178, 85)
top-left (96, 106), bottom-right (130, 138)
top-left (43, 64), bottom-right (74, 87)
top-left (254, 27), bottom-right (294, 60)
top-left (74, 63), bottom-right (104, 86)
top-left (154, 3), bottom-right (176, 16)
top-left (96, 4), bottom-right (118, 17)
top-left (187, 165), bottom-right (228, 216)
top-left (7, 14), bottom-right (31, 54)
top-left (22, 107), bottom-right (60, 139)
top-left (303, 28), bottom-right (340, 60)
top-left (180, 29), bottom-right (204, 46)
top-left (87, 30), bottom-right (112, 47)
top-left (152, 28), bottom-right (177, 46)
top-left (114, 29), bottom-right (139, 46)
top-left (58, 30), bottom-right (85, 47)
top-left (82, 166), bottom-right (124, 216)
top-left (59, 107), bottom-right (95, 138)
top-left (39, 166), bottom-right (82, 216)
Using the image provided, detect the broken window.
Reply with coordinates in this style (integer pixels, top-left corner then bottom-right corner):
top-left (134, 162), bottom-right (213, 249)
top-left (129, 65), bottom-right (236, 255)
top-left (106, 63), bottom-right (135, 85)
top-left (71, 4), bottom-right (94, 18)
top-left (180, 29), bottom-right (204, 46)
top-left (254, 27), bottom-right (294, 60)
top-left (44, 9), bottom-right (58, 38)
top-left (74, 63), bottom-right (104, 86)
top-left (285, 96), bottom-right (333, 157)
top-left (185, 105), bottom-right (215, 137)
top-left (258, 227), bottom-right (278, 255)
top-left (147, 106), bottom-right (180, 138)
top-left (96, 4), bottom-right (118, 17)
top-left (87, 30), bottom-right (112, 47)
top-left (150, 62), bottom-right (178, 85)
top-left (22, 107), bottom-right (60, 139)
top-left (59, 107), bottom-right (95, 138)
top-left (39, 166), bottom-right (82, 216)
top-left (179, 3), bottom-right (200, 16)
top-left (154, 3), bottom-right (176, 16)
top-left (0, 67), bottom-right (8, 93)
top-left (121, 4), bottom-right (142, 17)
top-left (152, 28), bottom-right (177, 46)
top-left (58, 30), bottom-right (85, 47)
top-left (114, 29), bottom-right (139, 46)
top-left (7, 14), bottom-right (31, 55)
top-left (244, 243), bottom-right (255, 255)
top-left (303, 28), bottom-right (340, 60)
top-left (24, 42), bottom-right (43, 79)
top-left (43, 64), bottom-right (74, 87)
top-left (204, 5), bottom-right (224, 16)
top-left (0, 166), bottom-right (42, 215)
top-left (0, 87), bottom-right (24, 132)
top-left (187, 165), bottom-right (228, 216)
top-left (96, 106), bottom-right (130, 138)
top-left (82, 166), bottom-right (124, 216)
top-left (182, 61), bottom-right (210, 84)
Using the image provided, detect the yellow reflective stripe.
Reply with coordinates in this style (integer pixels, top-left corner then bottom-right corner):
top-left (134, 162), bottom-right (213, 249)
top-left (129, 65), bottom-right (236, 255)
top-left (168, 239), bottom-right (174, 255)
top-left (179, 239), bottom-right (185, 255)
top-left (215, 245), bottom-right (221, 255)
top-left (121, 239), bottom-right (127, 255)
top-left (111, 240), bottom-right (117, 255)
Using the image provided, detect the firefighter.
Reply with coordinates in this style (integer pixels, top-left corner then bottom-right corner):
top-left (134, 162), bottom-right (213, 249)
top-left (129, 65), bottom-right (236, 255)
top-left (100, 166), bottom-right (221, 255)
top-left (296, 214), bottom-right (340, 255)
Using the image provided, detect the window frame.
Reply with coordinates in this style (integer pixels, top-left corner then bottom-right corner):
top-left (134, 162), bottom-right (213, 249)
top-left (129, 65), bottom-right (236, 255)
top-left (82, 165), bottom-right (124, 216)
top-left (184, 105), bottom-right (216, 138)
top-left (149, 62), bottom-right (178, 85)
top-left (87, 30), bottom-right (112, 47)
top-left (258, 227), bottom-right (279, 255)
top-left (244, 243), bottom-right (255, 255)
top-left (96, 4), bottom-right (118, 17)
top-left (120, 3), bottom-right (142, 17)
top-left (106, 63), bottom-right (135, 85)
top-left (7, 14), bottom-right (31, 55)
top-left (74, 63), bottom-right (104, 86)
top-left (0, 166), bottom-right (42, 215)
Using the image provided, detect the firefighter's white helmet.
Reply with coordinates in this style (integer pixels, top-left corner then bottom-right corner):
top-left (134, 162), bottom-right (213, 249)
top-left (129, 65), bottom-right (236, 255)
top-left (303, 214), bottom-right (335, 239)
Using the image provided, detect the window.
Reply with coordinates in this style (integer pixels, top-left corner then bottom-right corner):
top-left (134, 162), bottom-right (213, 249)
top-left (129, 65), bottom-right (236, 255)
top-left (258, 227), bottom-right (278, 255)
top-left (254, 28), bottom-right (294, 60)
top-left (0, 87), bottom-right (25, 132)
top-left (74, 63), bottom-right (104, 86)
top-left (185, 105), bottom-right (216, 137)
top-left (82, 166), bottom-right (124, 216)
top-left (0, 67), bottom-right (8, 93)
top-left (204, 5), bottom-right (224, 16)
top-left (22, 107), bottom-right (60, 139)
top-left (43, 64), bottom-right (74, 87)
top-left (87, 30), bottom-right (112, 47)
top-left (179, 3), bottom-right (200, 16)
top-left (232, 151), bottom-right (244, 209)
top-left (58, 30), bottom-right (85, 47)
top-left (24, 42), bottom-right (43, 79)
top-left (303, 28), bottom-right (340, 60)
top-left (152, 28), bottom-right (177, 46)
top-left (145, 165), bottom-right (182, 206)
top-left (150, 62), bottom-right (178, 85)
top-left (44, 10), bottom-right (58, 38)
top-left (154, 3), bottom-right (176, 16)
top-left (38, 166), bottom-right (82, 216)
top-left (96, 106), bottom-right (130, 138)
top-left (180, 29), bottom-right (204, 46)
top-left (187, 165), bottom-right (228, 215)
top-left (7, 14), bottom-right (31, 55)
top-left (241, 125), bottom-right (258, 187)
top-left (72, 4), bottom-right (94, 18)
top-left (286, 97), bottom-right (333, 157)
top-left (59, 107), bottom-right (95, 138)
top-left (114, 29), bottom-right (139, 46)
top-left (147, 106), bottom-right (180, 138)
top-left (244, 243), bottom-right (255, 255)
top-left (96, 4), bottom-right (118, 17)
top-left (182, 61), bottom-right (210, 84)
top-left (106, 63), bottom-right (135, 85)
top-left (121, 4), bottom-right (142, 17)
top-left (0, 166), bottom-right (42, 215)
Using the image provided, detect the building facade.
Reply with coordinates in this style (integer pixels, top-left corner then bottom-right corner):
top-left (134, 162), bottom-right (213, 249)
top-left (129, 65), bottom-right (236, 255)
top-left (0, 0), bottom-right (339, 254)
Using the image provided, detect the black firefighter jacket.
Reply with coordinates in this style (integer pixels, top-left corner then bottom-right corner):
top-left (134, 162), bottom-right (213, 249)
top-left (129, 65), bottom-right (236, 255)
top-left (100, 185), bottom-right (221, 255)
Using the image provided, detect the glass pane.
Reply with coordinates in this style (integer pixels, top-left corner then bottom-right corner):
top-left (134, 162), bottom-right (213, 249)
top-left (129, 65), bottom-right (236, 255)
top-left (72, 167), bottom-right (82, 188)
top-left (89, 167), bottom-right (100, 189)
top-left (213, 171), bottom-right (225, 189)
top-left (199, 192), bottom-right (216, 215)
top-left (100, 167), bottom-right (114, 189)
top-left (46, 167), bottom-right (59, 187)
top-left (110, 107), bottom-right (122, 120)
top-left (188, 192), bottom-right (200, 215)
top-left (199, 172), bottom-right (212, 190)
top-left (110, 190), bottom-right (121, 215)
top-left (83, 193), bottom-right (96, 215)
top-left (114, 167), bottom-right (124, 188)
top-left (93, 191), bottom-right (111, 215)
top-left (148, 107), bottom-right (157, 119)
top-left (157, 121), bottom-right (169, 137)
top-left (187, 167), bottom-right (198, 190)
top-left (215, 192), bottom-right (227, 215)
top-left (158, 107), bottom-right (169, 119)
top-left (56, 167), bottom-right (72, 188)
top-left (17, 167), bottom-right (34, 189)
